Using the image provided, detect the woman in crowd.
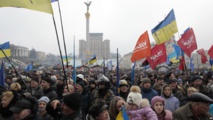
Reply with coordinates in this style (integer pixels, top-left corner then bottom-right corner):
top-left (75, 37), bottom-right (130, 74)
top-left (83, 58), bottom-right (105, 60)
top-left (109, 96), bottom-right (126, 120)
top-left (161, 85), bottom-right (180, 112)
top-left (0, 90), bottom-right (19, 120)
top-left (151, 96), bottom-right (173, 120)
top-left (38, 96), bottom-right (53, 120)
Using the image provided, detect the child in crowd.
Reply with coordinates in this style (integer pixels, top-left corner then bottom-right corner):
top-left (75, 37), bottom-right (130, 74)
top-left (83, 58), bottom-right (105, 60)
top-left (126, 85), bottom-right (158, 120)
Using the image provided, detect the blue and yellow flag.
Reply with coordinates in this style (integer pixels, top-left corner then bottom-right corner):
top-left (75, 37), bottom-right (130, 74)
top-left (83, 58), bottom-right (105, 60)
top-left (116, 106), bottom-right (129, 120)
top-left (0, 0), bottom-right (53, 14)
top-left (151, 9), bottom-right (178, 44)
top-left (0, 42), bottom-right (11, 58)
top-left (88, 55), bottom-right (97, 65)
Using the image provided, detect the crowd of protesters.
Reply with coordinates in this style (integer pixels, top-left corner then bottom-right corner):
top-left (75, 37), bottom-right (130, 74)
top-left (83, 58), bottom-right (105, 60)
top-left (1, 67), bottom-right (213, 120)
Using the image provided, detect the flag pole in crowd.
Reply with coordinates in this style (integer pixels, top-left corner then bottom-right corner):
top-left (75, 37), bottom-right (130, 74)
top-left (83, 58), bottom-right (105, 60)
top-left (54, 0), bottom-right (69, 69)
top-left (51, 16), bottom-right (68, 89)
top-left (103, 58), bottom-right (106, 75)
top-left (116, 48), bottom-right (120, 96)
top-left (0, 61), bottom-right (5, 87)
top-left (0, 47), bottom-right (32, 95)
top-left (72, 36), bottom-right (76, 84)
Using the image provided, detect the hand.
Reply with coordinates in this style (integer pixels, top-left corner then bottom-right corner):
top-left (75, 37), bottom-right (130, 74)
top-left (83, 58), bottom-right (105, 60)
top-left (51, 100), bottom-right (60, 110)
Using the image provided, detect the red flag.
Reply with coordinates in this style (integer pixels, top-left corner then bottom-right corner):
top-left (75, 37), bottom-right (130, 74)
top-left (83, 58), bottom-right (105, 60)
top-left (131, 31), bottom-right (151, 62)
top-left (147, 44), bottom-right (167, 69)
top-left (179, 55), bottom-right (186, 70)
top-left (197, 48), bottom-right (208, 64)
top-left (208, 45), bottom-right (213, 59)
top-left (177, 28), bottom-right (197, 58)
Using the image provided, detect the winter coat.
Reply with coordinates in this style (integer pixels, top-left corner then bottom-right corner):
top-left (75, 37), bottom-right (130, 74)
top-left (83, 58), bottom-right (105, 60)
top-left (141, 87), bottom-right (158, 103)
top-left (173, 103), bottom-right (213, 120)
top-left (43, 88), bottom-right (58, 100)
top-left (28, 86), bottom-right (43, 99)
top-left (81, 88), bottom-right (91, 114)
top-left (22, 113), bottom-right (43, 120)
top-left (60, 109), bottom-right (84, 120)
top-left (157, 110), bottom-right (173, 120)
top-left (127, 99), bottom-right (158, 120)
top-left (161, 94), bottom-right (180, 112)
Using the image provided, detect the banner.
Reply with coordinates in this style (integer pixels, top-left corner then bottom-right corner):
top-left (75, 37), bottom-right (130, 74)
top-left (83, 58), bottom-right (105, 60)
top-left (208, 45), bottom-right (213, 59)
top-left (131, 31), bottom-right (151, 62)
top-left (177, 28), bottom-right (197, 58)
top-left (197, 48), bottom-right (208, 64)
top-left (0, 0), bottom-right (53, 14)
top-left (147, 44), bottom-right (167, 69)
top-left (0, 42), bottom-right (11, 58)
top-left (151, 9), bottom-right (178, 44)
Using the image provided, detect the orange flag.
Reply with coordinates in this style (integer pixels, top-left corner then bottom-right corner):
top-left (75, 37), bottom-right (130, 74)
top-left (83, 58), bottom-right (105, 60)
top-left (131, 31), bottom-right (151, 62)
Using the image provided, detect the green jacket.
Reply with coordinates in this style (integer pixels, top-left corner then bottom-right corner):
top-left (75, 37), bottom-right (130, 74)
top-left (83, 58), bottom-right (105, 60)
top-left (173, 103), bottom-right (213, 120)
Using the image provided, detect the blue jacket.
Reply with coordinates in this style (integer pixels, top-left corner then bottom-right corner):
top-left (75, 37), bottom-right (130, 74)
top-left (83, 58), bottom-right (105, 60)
top-left (141, 87), bottom-right (158, 103)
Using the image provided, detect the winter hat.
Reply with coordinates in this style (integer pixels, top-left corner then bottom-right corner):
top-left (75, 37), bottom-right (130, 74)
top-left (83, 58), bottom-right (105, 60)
top-left (38, 96), bottom-right (50, 104)
top-left (31, 76), bottom-right (39, 83)
top-left (151, 96), bottom-right (165, 108)
top-left (10, 99), bottom-right (32, 113)
top-left (77, 81), bottom-right (86, 89)
top-left (126, 86), bottom-right (142, 107)
top-left (142, 78), bottom-right (151, 85)
top-left (42, 77), bottom-right (52, 84)
top-left (119, 80), bottom-right (129, 87)
top-left (63, 92), bottom-right (82, 110)
top-left (167, 78), bottom-right (177, 84)
top-left (177, 78), bottom-right (183, 83)
top-left (88, 100), bottom-right (108, 118)
top-left (191, 75), bottom-right (201, 82)
top-left (77, 74), bottom-right (84, 80)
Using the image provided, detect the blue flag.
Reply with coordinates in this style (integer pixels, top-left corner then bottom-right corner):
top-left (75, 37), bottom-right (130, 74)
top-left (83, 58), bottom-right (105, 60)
top-left (107, 60), bottom-right (113, 70)
top-left (0, 61), bottom-right (5, 87)
top-left (25, 63), bottom-right (33, 72)
top-left (190, 57), bottom-right (194, 72)
top-left (131, 62), bottom-right (136, 85)
top-left (172, 44), bottom-right (181, 59)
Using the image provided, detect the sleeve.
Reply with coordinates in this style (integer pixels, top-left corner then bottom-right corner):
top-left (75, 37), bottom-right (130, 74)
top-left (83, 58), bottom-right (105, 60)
top-left (175, 98), bottom-right (180, 110)
top-left (144, 107), bottom-right (158, 120)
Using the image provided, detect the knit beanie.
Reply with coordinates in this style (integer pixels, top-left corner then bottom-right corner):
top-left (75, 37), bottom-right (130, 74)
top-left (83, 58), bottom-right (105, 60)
top-left (126, 86), bottom-right (142, 107)
top-left (119, 80), bottom-right (129, 87)
top-left (42, 77), bottom-right (52, 84)
top-left (151, 96), bottom-right (165, 108)
top-left (142, 78), bottom-right (151, 86)
top-left (77, 81), bottom-right (86, 89)
top-left (63, 92), bottom-right (82, 110)
top-left (38, 96), bottom-right (50, 104)
top-left (88, 100), bottom-right (108, 118)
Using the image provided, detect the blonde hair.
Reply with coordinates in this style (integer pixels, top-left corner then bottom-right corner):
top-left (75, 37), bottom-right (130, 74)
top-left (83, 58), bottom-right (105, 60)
top-left (10, 83), bottom-right (21, 91)
top-left (187, 87), bottom-right (198, 95)
top-left (2, 91), bottom-right (14, 102)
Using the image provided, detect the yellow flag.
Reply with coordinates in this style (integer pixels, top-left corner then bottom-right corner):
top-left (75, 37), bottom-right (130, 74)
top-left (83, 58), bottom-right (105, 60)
top-left (0, 0), bottom-right (53, 14)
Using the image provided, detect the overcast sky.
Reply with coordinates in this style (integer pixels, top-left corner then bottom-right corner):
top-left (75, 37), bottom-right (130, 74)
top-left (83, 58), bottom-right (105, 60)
top-left (0, 0), bottom-right (213, 57)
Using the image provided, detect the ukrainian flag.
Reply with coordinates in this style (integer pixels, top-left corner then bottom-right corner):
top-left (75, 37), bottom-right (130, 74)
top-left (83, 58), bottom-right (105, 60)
top-left (152, 9), bottom-right (178, 44)
top-left (0, 0), bottom-right (53, 14)
top-left (116, 106), bottom-right (129, 120)
top-left (88, 55), bottom-right (97, 65)
top-left (0, 42), bottom-right (11, 58)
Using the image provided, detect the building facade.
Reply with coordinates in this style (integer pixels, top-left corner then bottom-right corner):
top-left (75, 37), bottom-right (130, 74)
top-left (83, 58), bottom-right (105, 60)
top-left (11, 44), bottom-right (29, 57)
top-left (79, 33), bottom-right (110, 59)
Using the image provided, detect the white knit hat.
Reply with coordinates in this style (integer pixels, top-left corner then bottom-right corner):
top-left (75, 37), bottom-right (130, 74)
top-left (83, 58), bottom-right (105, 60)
top-left (38, 96), bottom-right (50, 104)
top-left (126, 86), bottom-right (142, 107)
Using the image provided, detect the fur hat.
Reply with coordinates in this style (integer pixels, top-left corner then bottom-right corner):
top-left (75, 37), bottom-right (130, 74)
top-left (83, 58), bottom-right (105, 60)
top-left (151, 96), bottom-right (165, 108)
top-left (126, 86), bottom-right (142, 107)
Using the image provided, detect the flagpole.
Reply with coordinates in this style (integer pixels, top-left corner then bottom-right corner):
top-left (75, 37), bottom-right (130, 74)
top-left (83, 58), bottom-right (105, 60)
top-left (72, 36), bottom-right (76, 84)
top-left (0, 48), bottom-right (31, 95)
top-left (103, 58), bottom-right (106, 75)
top-left (52, 16), bottom-right (68, 89)
top-left (57, 0), bottom-right (69, 69)
top-left (116, 48), bottom-right (120, 96)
